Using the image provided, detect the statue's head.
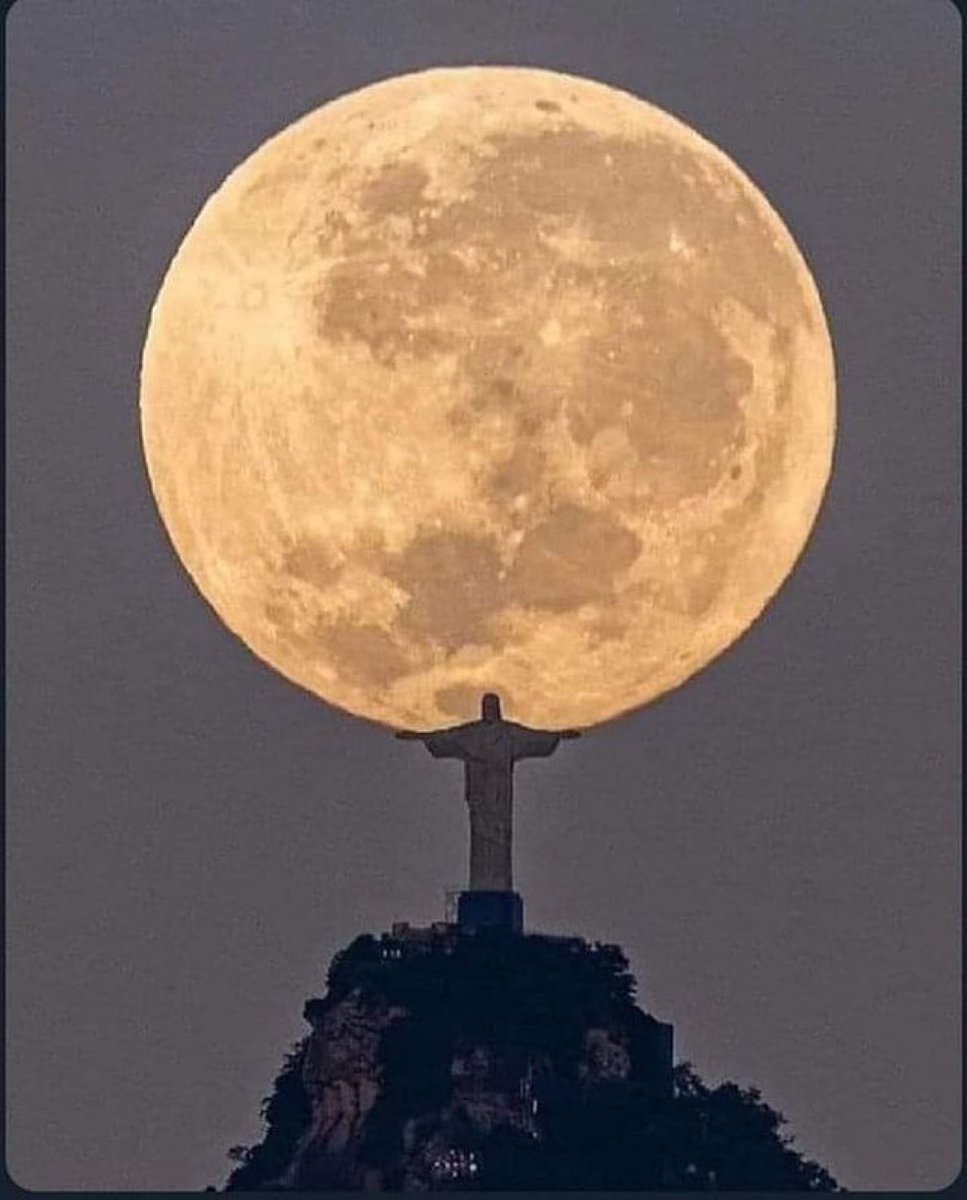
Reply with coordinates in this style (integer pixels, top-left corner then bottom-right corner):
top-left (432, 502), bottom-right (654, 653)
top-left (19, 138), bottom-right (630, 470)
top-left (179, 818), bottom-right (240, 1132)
top-left (481, 692), bottom-right (502, 722)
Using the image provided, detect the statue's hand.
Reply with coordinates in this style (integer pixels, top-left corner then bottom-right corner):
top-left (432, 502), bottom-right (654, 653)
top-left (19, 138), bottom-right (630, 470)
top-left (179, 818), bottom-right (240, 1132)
top-left (559, 729), bottom-right (582, 740)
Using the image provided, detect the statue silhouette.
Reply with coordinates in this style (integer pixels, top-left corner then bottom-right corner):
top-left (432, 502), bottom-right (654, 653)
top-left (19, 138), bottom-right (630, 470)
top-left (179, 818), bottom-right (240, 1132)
top-left (396, 693), bottom-right (580, 892)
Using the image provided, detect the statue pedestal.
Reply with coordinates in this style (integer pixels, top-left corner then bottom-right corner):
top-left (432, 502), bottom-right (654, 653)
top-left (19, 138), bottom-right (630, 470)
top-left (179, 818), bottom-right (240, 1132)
top-left (457, 890), bottom-right (523, 935)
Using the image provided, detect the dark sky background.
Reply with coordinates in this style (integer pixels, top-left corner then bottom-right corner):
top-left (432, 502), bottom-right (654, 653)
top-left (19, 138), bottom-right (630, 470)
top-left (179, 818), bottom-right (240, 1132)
top-left (6, 0), bottom-right (961, 1191)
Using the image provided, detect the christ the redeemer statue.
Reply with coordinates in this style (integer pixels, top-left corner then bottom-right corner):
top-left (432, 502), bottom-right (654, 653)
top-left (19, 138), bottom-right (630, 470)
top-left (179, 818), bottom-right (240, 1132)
top-left (396, 693), bottom-right (580, 894)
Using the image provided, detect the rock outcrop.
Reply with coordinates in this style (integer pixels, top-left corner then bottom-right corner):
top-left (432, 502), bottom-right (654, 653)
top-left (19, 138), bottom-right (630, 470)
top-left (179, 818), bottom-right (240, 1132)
top-left (223, 926), bottom-right (837, 1192)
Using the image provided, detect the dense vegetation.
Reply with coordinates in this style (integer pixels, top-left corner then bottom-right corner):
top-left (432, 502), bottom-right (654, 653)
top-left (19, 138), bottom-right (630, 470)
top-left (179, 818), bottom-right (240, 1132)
top-left (224, 932), bottom-right (838, 1191)
top-left (223, 1041), bottom-right (311, 1192)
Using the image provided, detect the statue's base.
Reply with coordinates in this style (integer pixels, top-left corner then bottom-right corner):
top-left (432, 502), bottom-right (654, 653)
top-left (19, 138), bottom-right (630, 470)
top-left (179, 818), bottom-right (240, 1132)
top-left (457, 890), bottom-right (523, 934)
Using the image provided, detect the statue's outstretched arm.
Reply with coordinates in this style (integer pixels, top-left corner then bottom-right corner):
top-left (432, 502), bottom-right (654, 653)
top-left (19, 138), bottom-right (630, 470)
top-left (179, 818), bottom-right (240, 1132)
top-left (509, 722), bottom-right (581, 759)
top-left (394, 723), bottom-right (475, 760)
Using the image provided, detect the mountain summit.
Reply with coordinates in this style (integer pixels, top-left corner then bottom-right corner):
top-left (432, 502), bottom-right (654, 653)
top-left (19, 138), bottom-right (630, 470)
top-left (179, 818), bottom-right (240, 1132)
top-left (221, 925), bottom-right (837, 1191)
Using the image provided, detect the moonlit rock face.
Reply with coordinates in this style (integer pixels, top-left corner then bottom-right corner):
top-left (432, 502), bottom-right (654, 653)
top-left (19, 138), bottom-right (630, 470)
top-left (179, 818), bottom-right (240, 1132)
top-left (140, 67), bottom-right (836, 731)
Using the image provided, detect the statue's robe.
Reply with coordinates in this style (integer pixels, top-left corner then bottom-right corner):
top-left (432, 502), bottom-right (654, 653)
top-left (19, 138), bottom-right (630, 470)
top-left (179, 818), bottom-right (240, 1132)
top-left (420, 720), bottom-right (563, 892)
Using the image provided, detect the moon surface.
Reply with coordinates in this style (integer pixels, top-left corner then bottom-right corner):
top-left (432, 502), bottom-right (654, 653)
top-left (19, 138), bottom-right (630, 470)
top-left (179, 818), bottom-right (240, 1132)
top-left (140, 66), bottom-right (835, 731)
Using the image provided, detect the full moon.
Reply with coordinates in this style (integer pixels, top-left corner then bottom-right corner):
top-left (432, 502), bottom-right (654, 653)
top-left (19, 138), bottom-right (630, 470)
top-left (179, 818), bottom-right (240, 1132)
top-left (141, 66), bottom-right (835, 731)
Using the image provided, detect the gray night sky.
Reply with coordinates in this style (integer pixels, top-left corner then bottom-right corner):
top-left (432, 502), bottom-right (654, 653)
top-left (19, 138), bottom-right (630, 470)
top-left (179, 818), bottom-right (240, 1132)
top-left (6, 0), bottom-right (961, 1191)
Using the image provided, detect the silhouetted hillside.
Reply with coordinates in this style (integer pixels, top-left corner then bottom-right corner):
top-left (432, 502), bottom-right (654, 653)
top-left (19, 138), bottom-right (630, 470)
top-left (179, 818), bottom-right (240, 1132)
top-left (222, 928), bottom-right (838, 1191)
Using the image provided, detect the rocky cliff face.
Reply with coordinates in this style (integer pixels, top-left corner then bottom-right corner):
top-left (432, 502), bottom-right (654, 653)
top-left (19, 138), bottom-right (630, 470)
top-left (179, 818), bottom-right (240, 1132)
top-left (291, 991), bottom-right (405, 1188)
top-left (225, 927), bottom-right (672, 1190)
top-left (223, 928), bottom-right (836, 1192)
